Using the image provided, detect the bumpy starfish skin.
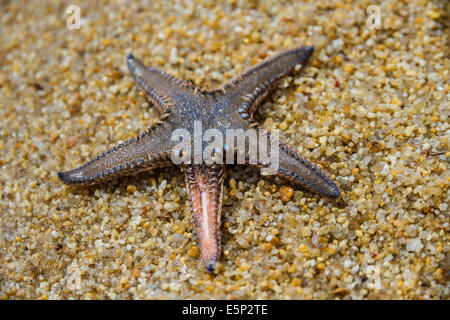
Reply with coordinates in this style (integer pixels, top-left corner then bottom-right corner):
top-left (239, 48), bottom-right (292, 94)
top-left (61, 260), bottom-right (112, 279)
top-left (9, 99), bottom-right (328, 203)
top-left (58, 46), bottom-right (340, 272)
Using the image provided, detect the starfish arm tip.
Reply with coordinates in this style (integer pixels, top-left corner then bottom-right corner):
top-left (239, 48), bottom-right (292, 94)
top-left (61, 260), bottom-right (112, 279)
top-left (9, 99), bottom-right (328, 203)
top-left (330, 186), bottom-right (340, 198)
top-left (57, 169), bottom-right (83, 185)
top-left (57, 171), bottom-right (65, 181)
top-left (205, 262), bottom-right (215, 273)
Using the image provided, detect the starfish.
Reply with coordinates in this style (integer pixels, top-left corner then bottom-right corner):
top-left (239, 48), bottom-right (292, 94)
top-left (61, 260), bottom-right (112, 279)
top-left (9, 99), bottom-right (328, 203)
top-left (58, 46), bottom-right (340, 272)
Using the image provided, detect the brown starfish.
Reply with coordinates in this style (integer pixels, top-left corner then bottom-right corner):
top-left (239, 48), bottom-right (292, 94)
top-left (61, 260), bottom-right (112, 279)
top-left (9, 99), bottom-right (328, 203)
top-left (58, 46), bottom-right (340, 272)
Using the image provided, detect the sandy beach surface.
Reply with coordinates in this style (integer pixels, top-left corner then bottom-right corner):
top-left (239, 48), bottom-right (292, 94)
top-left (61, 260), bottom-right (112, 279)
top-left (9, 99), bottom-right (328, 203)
top-left (0, 0), bottom-right (448, 299)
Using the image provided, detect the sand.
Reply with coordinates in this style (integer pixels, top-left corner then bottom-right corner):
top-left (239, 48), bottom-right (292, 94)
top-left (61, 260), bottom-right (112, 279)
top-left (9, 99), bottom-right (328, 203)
top-left (0, 0), bottom-right (448, 299)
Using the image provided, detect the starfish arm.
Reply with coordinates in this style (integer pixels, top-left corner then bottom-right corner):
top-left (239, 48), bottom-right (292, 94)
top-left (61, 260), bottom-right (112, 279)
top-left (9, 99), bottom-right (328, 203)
top-left (276, 141), bottom-right (340, 198)
top-left (127, 54), bottom-right (202, 113)
top-left (58, 120), bottom-right (174, 185)
top-left (183, 164), bottom-right (225, 272)
top-left (215, 46), bottom-right (314, 116)
top-left (256, 131), bottom-right (340, 198)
